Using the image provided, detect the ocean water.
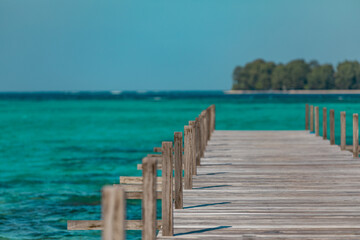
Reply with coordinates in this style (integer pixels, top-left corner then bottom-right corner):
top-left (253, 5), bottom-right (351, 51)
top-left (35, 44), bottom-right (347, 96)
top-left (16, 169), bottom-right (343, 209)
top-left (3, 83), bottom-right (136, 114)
top-left (1, 91), bottom-right (360, 240)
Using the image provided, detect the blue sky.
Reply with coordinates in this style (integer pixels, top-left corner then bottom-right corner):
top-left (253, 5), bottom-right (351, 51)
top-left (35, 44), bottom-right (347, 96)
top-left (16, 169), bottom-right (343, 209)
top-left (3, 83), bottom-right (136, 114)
top-left (0, 0), bottom-right (359, 91)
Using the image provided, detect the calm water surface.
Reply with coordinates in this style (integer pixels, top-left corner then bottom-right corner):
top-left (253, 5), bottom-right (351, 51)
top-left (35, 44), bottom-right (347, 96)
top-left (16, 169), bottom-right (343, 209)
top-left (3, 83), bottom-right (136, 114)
top-left (1, 91), bottom-right (360, 239)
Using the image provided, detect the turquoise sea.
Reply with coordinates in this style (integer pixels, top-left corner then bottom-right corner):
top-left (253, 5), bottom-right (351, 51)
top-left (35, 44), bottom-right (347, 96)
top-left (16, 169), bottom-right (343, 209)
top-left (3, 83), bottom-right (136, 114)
top-left (1, 91), bottom-right (360, 240)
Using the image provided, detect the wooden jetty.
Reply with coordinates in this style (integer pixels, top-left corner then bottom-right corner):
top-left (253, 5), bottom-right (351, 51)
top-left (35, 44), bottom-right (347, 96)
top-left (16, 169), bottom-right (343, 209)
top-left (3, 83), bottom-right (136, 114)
top-left (68, 104), bottom-right (360, 239)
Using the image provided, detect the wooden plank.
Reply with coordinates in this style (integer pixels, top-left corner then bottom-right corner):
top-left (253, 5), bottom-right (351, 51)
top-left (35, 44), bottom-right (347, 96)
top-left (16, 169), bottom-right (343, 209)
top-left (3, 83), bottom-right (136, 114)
top-left (166, 130), bottom-right (360, 238)
top-left (67, 220), bottom-right (162, 230)
top-left (161, 141), bottom-right (173, 236)
top-left (142, 157), bottom-right (157, 240)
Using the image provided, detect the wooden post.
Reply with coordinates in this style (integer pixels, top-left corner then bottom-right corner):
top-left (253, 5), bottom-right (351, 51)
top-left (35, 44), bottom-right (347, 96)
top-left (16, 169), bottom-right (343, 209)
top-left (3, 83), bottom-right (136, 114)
top-left (353, 114), bottom-right (359, 158)
top-left (315, 106), bottom-right (319, 136)
top-left (305, 104), bottom-right (309, 130)
top-left (195, 117), bottom-right (201, 166)
top-left (213, 105), bottom-right (216, 132)
top-left (161, 142), bottom-right (173, 236)
top-left (102, 186), bottom-right (126, 240)
top-left (174, 132), bottom-right (183, 209)
top-left (189, 121), bottom-right (197, 175)
top-left (142, 158), bottom-right (157, 239)
top-left (310, 105), bottom-right (314, 132)
top-left (341, 112), bottom-right (346, 150)
top-left (207, 108), bottom-right (211, 141)
top-left (200, 113), bottom-right (205, 158)
top-left (184, 126), bottom-right (192, 189)
top-left (323, 107), bottom-right (327, 140)
top-left (330, 109), bottom-right (335, 145)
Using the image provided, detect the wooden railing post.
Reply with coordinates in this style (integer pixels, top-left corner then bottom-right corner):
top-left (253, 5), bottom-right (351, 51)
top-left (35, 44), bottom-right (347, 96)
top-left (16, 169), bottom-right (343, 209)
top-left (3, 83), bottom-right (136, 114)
top-left (184, 126), bottom-right (192, 189)
top-left (341, 112), bottom-right (346, 150)
top-left (195, 117), bottom-right (201, 166)
top-left (211, 104), bottom-right (216, 132)
top-left (174, 132), bottom-right (183, 209)
top-left (102, 186), bottom-right (126, 240)
top-left (161, 142), bottom-right (173, 236)
top-left (200, 112), bottom-right (206, 157)
top-left (330, 109), bottom-right (335, 145)
top-left (353, 114), bottom-right (359, 158)
top-left (207, 108), bottom-right (211, 141)
top-left (315, 106), bottom-right (319, 136)
top-left (305, 104), bottom-right (309, 130)
top-left (189, 121), bottom-right (197, 175)
top-left (142, 157), bottom-right (157, 240)
top-left (310, 105), bottom-right (314, 132)
top-left (323, 107), bottom-right (327, 140)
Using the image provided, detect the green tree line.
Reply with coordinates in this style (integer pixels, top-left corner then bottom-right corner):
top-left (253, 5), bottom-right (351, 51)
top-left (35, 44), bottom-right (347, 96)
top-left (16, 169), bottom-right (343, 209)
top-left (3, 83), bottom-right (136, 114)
top-left (232, 59), bottom-right (360, 90)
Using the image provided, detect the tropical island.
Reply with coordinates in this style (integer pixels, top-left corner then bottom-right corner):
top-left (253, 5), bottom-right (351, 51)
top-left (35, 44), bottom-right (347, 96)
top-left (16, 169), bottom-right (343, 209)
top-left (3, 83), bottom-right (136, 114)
top-left (232, 59), bottom-right (360, 91)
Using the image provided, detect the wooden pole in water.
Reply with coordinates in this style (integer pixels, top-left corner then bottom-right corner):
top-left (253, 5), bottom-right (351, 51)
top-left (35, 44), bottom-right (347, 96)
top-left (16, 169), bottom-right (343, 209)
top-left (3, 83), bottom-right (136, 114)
top-left (184, 126), bottom-right (192, 189)
top-left (341, 112), bottom-right (346, 150)
top-left (305, 104), bottom-right (309, 130)
top-left (102, 186), bottom-right (126, 240)
top-left (323, 107), bottom-right (327, 140)
top-left (142, 157), bottom-right (157, 239)
top-left (200, 113), bottom-right (205, 157)
top-left (330, 109), bottom-right (335, 145)
top-left (353, 114), bottom-right (359, 158)
top-left (315, 106), bottom-right (319, 136)
top-left (161, 141), bottom-right (173, 236)
top-left (310, 105), bottom-right (314, 132)
top-left (174, 132), bottom-right (183, 209)
top-left (189, 121), bottom-right (197, 175)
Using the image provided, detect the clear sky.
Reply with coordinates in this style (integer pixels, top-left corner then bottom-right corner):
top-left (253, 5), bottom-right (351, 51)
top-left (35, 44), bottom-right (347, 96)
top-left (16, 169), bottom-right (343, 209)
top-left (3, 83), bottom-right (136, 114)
top-left (1, 0), bottom-right (359, 91)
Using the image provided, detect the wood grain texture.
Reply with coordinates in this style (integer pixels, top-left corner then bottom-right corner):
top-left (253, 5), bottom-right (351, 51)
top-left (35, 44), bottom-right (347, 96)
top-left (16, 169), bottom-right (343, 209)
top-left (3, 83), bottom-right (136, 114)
top-left (142, 157), bottom-right (157, 240)
top-left (184, 126), bottom-right (192, 189)
top-left (67, 220), bottom-right (161, 230)
top-left (157, 130), bottom-right (360, 239)
top-left (353, 114), bottom-right (359, 158)
top-left (174, 132), bottom-right (183, 209)
top-left (189, 121), bottom-right (197, 175)
top-left (322, 107), bottom-right (327, 140)
top-left (305, 104), bottom-right (309, 130)
top-left (161, 141), bottom-right (174, 236)
top-left (341, 111), bottom-right (346, 150)
top-left (102, 186), bottom-right (125, 240)
top-left (315, 106), bottom-right (319, 136)
top-left (310, 105), bottom-right (314, 132)
top-left (330, 109), bottom-right (335, 145)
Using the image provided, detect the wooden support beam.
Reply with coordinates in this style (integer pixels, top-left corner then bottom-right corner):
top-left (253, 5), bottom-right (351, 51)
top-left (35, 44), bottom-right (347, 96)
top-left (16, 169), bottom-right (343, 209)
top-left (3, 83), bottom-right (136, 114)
top-left (174, 132), bottom-right (183, 209)
top-left (142, 157), bottom-right (157, 240)
top-left (323, 107), bottom-right (327, 140)
top-left (120, 176), bottom-right (162, 185)
top-left (161, 141), bottom-right (173, 236)
top-left (102, 186), bottom-right (126, 240)
top-left (353, 113), bottom-right (359, 158)
top-left (341, 111), bottom-right (346, 150)
top-left (189, 121), bottom-right (197, 175)
top-left (310, 105), bottom-right (314, 132)
top-left (67, 220), bottom-right (162, 231)
top-left (315, 106), bottom-right (319, 136)
top-left (330, 109), bottom-right (335, 145)
top-left (305, 104), bottom-right (309, 130)
top-left (184, 126), bottom-right (192, 189)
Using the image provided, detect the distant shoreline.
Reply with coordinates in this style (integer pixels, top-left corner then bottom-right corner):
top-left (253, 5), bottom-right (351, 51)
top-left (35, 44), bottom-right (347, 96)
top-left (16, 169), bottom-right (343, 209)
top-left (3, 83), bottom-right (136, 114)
top-left (226, 90), bottom-right (360, 95)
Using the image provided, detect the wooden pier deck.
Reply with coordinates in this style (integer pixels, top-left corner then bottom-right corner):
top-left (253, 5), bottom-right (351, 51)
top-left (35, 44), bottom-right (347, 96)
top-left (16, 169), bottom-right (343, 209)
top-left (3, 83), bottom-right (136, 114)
top-left (158, 130), bottom-right (360, 239)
